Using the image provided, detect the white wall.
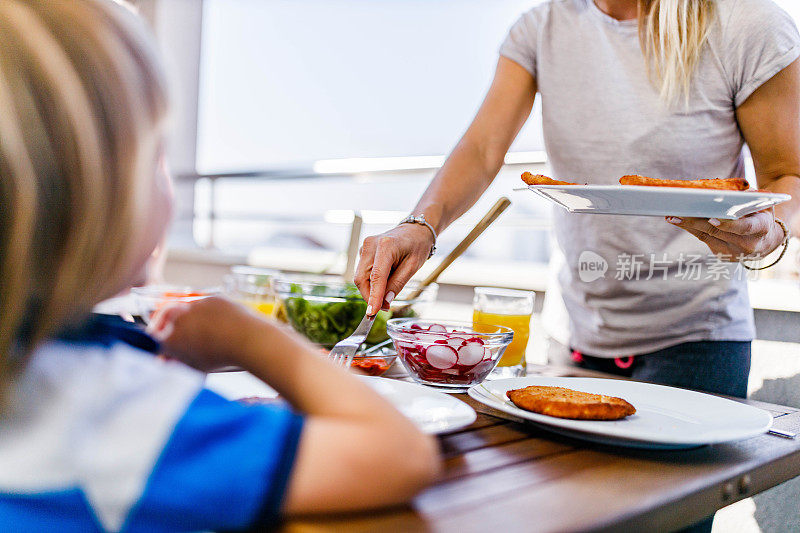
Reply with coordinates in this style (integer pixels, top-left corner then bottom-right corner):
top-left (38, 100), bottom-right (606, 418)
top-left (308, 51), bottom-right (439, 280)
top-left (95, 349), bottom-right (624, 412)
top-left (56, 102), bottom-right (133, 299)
top-left (196, 0), bottom-right (543, 173)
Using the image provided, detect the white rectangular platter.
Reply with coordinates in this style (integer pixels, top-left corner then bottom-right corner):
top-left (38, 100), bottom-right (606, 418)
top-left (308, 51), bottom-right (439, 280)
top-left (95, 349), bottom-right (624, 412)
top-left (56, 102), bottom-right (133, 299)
top-left (526, 184), bottom-right (790, 219)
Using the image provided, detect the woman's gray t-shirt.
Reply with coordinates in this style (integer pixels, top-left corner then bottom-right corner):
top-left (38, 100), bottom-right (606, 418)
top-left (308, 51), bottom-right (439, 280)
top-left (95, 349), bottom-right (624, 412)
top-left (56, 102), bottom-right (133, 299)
top-left (501, 0), bottom-right (800, 356)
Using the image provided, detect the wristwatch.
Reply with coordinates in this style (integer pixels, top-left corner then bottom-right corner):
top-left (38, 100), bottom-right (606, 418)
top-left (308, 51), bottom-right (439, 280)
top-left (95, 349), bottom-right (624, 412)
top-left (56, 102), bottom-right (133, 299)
top-left (399, 214), bottom-right (437, 259)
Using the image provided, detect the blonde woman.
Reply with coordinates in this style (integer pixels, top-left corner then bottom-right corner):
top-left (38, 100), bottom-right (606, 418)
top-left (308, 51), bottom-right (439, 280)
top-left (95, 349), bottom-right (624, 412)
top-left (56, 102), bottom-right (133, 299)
top-left (360, 0), bottom-right (799, 383)
top-left (357, 0), bottom-right (799, 526)
top-left (0, 1), bottom-right (439, 530)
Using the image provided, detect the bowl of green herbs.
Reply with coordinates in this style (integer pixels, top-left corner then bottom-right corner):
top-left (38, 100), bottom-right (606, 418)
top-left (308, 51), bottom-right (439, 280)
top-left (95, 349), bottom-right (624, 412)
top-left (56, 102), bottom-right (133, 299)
top-left (273, 274), bottom-right (437, 349)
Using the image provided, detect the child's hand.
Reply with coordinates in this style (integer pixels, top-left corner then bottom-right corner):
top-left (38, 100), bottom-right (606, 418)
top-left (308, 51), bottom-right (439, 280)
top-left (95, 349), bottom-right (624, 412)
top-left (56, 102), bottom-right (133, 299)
top-left (148, 296), bottom-right (266, 372)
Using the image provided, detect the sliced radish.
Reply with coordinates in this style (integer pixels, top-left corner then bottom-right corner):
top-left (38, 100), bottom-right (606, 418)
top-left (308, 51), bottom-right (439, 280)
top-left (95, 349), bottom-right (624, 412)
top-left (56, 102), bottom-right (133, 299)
top-left (467, 359), bottom-right (495, 376)
top-left (434, 339), bottom-right (448, 345)
top-left (395, 340), bottom-right (415, 351)
top-left (446, 337), bottom-right (466, 349)
top-left (410, 324), bottom-right (423, 330)
top-left (425, 345), bottom-right (457, 369)
top-left (414, 333), bottom-right (443, 344)
top-left (427, 324), bottom-right (447, 333)
top-left (457, 342), bottom-right (485, 366)
top-left (396, 332), bottom-right (416, 343)
top-left (467, 336), bottom-right (485, 345)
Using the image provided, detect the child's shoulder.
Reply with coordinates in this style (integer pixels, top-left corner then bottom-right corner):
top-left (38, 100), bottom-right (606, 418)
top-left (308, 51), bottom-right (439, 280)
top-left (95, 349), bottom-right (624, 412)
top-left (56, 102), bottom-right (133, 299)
top-left (29, 338), bottom-right (205, 404)
top-left (0, 342), bottom-right (205, 529)
top-left (1, 341), bottom-right (303, 532)
top-left (24, 340), bottom-right (207, 445)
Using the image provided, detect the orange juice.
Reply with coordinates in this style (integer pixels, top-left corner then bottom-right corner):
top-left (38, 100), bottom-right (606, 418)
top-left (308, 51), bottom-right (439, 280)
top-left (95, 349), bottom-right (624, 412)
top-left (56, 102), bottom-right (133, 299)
top-left (473, 310), bottom-right (531, 367)
top-left (242, 299), bottom-right (276, 317)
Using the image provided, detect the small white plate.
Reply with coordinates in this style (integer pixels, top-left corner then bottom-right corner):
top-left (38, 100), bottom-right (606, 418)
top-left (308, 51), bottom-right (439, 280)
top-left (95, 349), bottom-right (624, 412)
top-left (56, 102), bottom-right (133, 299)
top-left (526, 184), bottom-right (790, 220)
top-left (469, 377), bottom-right (772, 449)
top-left (361, 376), bottom-right (477, 434)
top-left (205, 372), bottom-right (476, 435)
top-left (205, 371), bottom-right (279, 400)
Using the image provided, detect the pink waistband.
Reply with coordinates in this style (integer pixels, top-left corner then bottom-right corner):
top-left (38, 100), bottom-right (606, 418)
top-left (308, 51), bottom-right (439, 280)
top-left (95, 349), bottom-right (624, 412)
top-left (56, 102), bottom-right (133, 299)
top-left (571, 350), bottom-right (635, 369)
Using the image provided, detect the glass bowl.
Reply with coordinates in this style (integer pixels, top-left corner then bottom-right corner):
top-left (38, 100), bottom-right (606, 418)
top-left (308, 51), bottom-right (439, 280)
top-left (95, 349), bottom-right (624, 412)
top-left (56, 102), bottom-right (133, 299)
top-left (224, 265), bottom-right (281, 318)
top-left (131, 285), bottom-right (219, 323)
top-left (273, 274), bottom-right (438, 348)
top-left (387, 318), bottom-right (514, 390)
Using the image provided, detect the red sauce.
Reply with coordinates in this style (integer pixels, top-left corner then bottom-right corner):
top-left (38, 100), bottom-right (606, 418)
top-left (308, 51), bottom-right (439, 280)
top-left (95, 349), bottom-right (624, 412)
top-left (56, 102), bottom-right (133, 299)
top-left (350, 357), bottom-right (391, 376)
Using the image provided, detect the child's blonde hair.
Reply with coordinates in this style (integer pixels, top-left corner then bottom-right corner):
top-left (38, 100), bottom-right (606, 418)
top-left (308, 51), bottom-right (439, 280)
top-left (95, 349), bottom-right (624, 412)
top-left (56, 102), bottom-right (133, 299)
top-left (0, 0), bottom-right (168, 381)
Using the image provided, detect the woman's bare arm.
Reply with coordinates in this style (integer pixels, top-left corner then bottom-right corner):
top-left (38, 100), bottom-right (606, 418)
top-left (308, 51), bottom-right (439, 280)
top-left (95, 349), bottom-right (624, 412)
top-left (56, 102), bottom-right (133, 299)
top-left (670, 58), bottom-right (800, 257)
top-left (739, 58), bottom-right (800, 226)
top-left (355, 57), bottom-right (537, 313)
top-left (413, 57), bottom-right (538, 234)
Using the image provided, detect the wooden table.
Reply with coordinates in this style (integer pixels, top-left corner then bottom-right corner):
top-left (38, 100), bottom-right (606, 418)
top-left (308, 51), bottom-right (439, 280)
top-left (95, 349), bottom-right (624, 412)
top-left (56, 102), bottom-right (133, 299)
top-left (283, 368), bottom-right (800, 533)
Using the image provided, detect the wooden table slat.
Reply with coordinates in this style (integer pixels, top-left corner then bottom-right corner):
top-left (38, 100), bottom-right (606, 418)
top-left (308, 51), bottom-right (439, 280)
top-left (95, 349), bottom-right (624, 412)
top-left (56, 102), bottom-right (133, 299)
top-left (448, 411), bottom-right (507, 433)
top-left (441, 436), bottom-right (575, 482)
top-left (414, 447), bottom-right (607, 516)
top-left (742, 397), bottom-right (798, 417)
top-left (439, 421), bottom-right (537, 457)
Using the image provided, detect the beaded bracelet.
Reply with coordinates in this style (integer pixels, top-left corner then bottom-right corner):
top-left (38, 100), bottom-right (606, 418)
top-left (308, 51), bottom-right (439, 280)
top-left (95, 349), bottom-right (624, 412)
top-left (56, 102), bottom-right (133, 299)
top-left (741, 217), bottom-right (790, 271)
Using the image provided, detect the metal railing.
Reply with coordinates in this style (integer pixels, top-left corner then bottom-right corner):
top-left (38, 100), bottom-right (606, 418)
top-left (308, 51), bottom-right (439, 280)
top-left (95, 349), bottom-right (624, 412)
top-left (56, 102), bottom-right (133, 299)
top-left (175, 153), bottom-right (551, 251)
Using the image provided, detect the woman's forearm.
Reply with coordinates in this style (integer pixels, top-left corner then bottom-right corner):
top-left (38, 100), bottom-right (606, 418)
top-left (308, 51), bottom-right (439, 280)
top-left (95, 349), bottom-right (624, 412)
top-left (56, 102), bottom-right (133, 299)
top-left (413, 137), bottom-right (507, 235)
top-left (353, 58), bottom-right (536, 313)
top-left (764, 173), bottom-right (800, 232)
top-left (411, 57), bottom-right (537, 235)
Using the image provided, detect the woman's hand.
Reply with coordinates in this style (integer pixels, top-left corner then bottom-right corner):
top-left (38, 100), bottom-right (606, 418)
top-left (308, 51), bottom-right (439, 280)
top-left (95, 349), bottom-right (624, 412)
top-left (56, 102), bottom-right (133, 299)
top-left (354, 224), bottom-right (434, 314)
top-left (666, 210), bottom-right (785, 260)
top-left (148, 296), bottom-right (267, 371)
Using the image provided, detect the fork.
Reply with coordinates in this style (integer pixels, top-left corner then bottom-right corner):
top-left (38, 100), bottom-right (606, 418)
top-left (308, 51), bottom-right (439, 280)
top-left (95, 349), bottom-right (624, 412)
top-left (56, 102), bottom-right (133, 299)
top-left (328, 312), bottom-right (377, 368)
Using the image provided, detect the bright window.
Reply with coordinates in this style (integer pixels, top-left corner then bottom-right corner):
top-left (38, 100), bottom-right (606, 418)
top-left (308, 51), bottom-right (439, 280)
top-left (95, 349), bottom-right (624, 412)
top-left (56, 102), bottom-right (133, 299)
top-left (197, 0), bottom-right (542, 174)
top-left (191, 0), bottom-right (552, 265)
top-left (170, 0), bottom-right (799, 280)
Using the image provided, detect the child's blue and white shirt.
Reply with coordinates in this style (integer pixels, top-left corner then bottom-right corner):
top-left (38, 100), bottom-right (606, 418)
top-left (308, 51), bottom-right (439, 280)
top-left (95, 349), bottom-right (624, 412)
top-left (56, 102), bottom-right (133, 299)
top-left (0, 317), bottom-right (304, 532)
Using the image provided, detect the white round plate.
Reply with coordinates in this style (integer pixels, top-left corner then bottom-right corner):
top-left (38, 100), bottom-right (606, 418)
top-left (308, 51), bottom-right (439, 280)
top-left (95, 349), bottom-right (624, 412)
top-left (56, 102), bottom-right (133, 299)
top-left (205, 371), bottom-right (279, 400)
top-left (527, 184), bottom-right (790, 220)
top-left (205, 372), bottom-right (476, 435)
top-left (469, 377), bottom-right (772, 449)
top-left (361, 376), bottom-right (476, 434)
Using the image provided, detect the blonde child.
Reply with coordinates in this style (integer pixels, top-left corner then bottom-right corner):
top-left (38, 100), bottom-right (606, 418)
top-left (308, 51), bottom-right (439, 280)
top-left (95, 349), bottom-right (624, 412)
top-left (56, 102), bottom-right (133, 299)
top-left (0, 1), bottom-right (439, 531)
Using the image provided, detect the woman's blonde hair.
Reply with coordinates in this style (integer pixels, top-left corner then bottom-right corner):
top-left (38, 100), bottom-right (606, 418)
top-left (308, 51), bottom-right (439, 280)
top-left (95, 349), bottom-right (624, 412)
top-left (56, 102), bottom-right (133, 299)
top-left (0, 0), bottom-right (168, 382)
top-left (639, 0), bottom-right (717, 102)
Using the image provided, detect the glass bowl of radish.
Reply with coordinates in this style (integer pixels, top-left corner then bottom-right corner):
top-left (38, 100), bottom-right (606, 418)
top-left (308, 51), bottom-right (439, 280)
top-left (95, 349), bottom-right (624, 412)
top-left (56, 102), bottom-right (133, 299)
top-left (386, 318), bottom-right (514, 390)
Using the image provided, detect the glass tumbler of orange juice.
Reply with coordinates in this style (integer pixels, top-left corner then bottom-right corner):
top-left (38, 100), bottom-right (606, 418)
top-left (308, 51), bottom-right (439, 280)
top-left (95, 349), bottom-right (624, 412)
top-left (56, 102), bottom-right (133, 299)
top-left (473, 287), bottom-right (534, 378)
top-left (225, 266), bottom-right (280, 318)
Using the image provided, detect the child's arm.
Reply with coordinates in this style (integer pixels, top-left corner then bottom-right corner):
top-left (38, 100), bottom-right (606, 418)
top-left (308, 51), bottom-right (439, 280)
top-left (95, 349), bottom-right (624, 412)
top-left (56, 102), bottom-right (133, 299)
top-left (149, 297), bottom-right (441, 514)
